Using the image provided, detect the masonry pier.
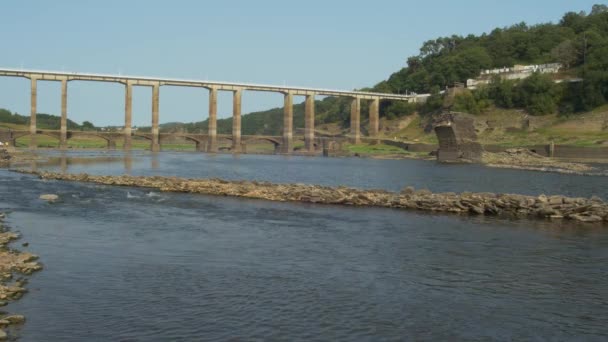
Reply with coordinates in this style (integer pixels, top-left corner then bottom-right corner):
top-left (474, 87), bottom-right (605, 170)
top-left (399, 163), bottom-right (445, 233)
top-left (207, 87), bottom-right (218, 153)
top-left (282, 92), bottom-right (293, 153)
top-left (350, 97), bottom-right (361, 144)
top-left (29, 77), bottom-right (37, 149)
top-left (151, 83), bottom-right (160, 152)
top-left (123, 82), bottom-right (133, 150)
top-left (232, 88), bottom-right (242, 152)
top-left (305, 93), bottom-right (315, 152)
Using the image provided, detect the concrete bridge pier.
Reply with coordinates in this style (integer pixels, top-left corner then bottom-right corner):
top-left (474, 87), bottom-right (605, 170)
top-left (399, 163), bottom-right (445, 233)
top-left (369, 98), bottom-right (379, 138)
top-left (231, 88), bottom-right (242, 153)
top-left (305, 93), bottom-right (315, 152)
top-left (60, 78), bottom-right (68, 150)
top-left (107, 139), bottom-right (117, 150)
top-left (29, 77), bottom-right (37, 150)
top-left (282, 92), bottom-right (293, 154)
top-left (151, 83), bottom-right (160, 152)
top-left (207, 87), bottom-right (218, 153)
top-left (195, 140), bottom-right (207, 152)
top-left (350, 97), bottom-right (361, 144)
top-left (123, 82), bottom-right (133, 150)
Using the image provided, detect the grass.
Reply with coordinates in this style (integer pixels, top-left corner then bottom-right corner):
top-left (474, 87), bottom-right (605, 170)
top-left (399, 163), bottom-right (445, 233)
top-left (345, 143), bottom-right (410, 155)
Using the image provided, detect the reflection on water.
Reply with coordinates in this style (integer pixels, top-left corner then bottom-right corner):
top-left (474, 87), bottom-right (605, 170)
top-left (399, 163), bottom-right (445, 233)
top-left (13, 150), bottom-right (608, 200)
top-left (3, 151), bottom-right (608, 340)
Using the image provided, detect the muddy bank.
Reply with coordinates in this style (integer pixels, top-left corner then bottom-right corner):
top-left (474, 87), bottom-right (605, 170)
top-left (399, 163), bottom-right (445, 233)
top-left (0, 212), bottom-right (43, 340)
top-left (482, 148), bottom-right (597, 174)
top-left (19, 170), bottom-right (608, 224)
top-left (0, 148), bottom-right (42, 168)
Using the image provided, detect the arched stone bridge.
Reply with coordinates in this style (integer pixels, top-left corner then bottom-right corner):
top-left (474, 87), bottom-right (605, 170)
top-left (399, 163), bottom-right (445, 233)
top-left (1, 129), bottom-right (345, 154)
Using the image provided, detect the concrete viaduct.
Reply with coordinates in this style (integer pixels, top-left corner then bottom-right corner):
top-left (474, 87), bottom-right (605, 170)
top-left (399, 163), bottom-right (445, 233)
top-left (0, 68), bottom-right (426, 153)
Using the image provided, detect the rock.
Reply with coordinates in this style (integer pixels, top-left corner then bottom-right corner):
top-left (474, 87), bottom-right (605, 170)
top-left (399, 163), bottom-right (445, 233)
top-left (416, 189), bottom-right (432, 196)
top-left (590, 196), bottom-right (603, 203)
top-left (17, 170), bottom-right (608, 224)
top-left (537, 195), bottom-right (548, 203)
top-left (469, 206), bottom-right (485, 215)
top-left (0, 329), bottom-right (6, 340)
top-left (548, 196), bottom-right (564, 205)
top-left (401, 186), bottom-right (415, 195)
top-left (39, 194), bottom-right (59, 202)
top-left (2, 315), bottom-right (25, 324)
top-left (569, 214), bottom-right (603, 223)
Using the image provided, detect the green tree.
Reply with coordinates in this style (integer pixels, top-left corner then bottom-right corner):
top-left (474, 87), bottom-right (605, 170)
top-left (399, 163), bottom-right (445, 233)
top-left (82, 121), bottom-right (96, 131)
top-left (516, 73), bottom-right (559, 115)
top-left (453, 90), bottom-right (481, 114)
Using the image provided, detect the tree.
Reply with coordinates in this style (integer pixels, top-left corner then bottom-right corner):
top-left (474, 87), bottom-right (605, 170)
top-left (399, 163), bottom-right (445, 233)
top-left (591, 4), bottom-right (608, 15)
top-left (516, 73), bottom-right (559, 115)
top-left (551, 39), bottom-right (578, 67)
top-left (82, 121), bottom-right (96, 131)
top-left (489, 76), bottom-right (516, 108)
top-left (453, 90), bottom-right (481, 114)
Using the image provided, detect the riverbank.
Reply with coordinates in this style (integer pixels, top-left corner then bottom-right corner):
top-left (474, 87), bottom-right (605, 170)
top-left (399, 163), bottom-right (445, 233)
top-left (481, 148), bottom-right (599, 174)
top-left (0, 212), bottom-right (43, 340)
top-left (18, 171), bottom-right (608, 224)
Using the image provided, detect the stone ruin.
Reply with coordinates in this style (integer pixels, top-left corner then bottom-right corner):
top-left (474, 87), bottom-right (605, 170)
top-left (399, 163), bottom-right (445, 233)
top-left (433, 112), bottom-right (483, 163)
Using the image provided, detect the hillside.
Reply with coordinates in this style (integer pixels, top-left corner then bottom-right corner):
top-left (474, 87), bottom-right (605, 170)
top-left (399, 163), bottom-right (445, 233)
top-left (375, 105), bottom-right (608, 147)
top-left (0, 108), bottom-right (93, 131)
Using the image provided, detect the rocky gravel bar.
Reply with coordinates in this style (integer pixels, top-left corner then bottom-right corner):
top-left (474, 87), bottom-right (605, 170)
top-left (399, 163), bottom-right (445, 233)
top-left (20, 170), bottom-right (608, 224)
top-left (0, 212), bottom-right (43, 340)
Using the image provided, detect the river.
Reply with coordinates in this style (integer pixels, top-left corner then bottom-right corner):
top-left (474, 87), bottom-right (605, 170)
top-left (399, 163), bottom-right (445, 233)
top-left (1, 151), bottom-right (607, 341)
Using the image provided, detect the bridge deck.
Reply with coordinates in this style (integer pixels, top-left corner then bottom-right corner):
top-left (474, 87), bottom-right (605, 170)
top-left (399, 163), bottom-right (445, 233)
top-left (0, 68), bottom-right (427, 101)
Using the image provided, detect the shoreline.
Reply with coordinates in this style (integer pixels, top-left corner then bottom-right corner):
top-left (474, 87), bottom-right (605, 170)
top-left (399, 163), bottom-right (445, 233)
top-left (17, 170), bottom-right (608, 224)
top-left (5, 147), bottom-right (606, 177)
top-left (0, 212), bottom-right (43, 340)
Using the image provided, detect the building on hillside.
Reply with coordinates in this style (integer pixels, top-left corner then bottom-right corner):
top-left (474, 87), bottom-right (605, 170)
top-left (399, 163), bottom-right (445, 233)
top-left (466, 63), bottom-right (563, 89)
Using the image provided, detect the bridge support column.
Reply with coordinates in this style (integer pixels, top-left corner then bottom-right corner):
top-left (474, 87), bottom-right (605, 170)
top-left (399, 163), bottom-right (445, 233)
top-left (107, 139), bottom-right (117, 150)
top-left (207, 87), bottom-right (218, 153)
top-left (350, 97), bottom-right (361, 144)
top-left (195, 140), bottom-right (206, 152)
top-left (60, 78), bottom-right (68, 150)
top-left (305, 93), bottom-right (315, 153)
top-left (369, 98), bottom-right (379, 138)
top-left (231, 88), bottom-right (242, 153)
top-left (124, 82), bottom-right (133, 150)
top-left (151, 83), bottom-right (160, 152)
top-left (29, 77), bottom-right (37, 149)
top-left (282, 92), bottom-right (293, 153)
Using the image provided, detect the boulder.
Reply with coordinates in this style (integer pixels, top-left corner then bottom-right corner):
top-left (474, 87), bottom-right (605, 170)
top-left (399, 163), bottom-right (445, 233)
top-left (2, 315), bottom-right (25, 324)
top-left (39, 194), bottom-right (59, 202)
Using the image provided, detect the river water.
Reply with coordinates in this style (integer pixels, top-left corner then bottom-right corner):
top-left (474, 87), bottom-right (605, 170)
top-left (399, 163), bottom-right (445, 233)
top-left (1, 151), bottom-right (607, 341)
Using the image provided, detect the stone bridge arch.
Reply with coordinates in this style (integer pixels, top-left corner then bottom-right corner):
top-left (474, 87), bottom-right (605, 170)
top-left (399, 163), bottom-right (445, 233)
top-left (159, 133), bottom-right (207, 152)
top-left (12, 131), bottom-right (61, 148)
top-left (242, 137), bottom-right (282, 154)
top-left (67, 132), bottom-right (120, 149)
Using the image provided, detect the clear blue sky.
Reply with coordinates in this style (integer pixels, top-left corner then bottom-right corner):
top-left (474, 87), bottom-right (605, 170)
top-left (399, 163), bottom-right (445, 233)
top-left (0, 0), bottom-right (602, 126)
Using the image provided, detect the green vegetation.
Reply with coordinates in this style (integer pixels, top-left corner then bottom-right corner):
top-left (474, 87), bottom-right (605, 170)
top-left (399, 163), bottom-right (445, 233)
top-left (0, 108), bottom-right (95, 130)
top-left (345, 143), bottom-right (410, 155)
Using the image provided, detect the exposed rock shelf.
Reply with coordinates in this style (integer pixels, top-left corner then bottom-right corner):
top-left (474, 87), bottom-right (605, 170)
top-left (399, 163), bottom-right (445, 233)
top-left (0, 213), bottom-right (43, 340)
top-left (21, 171), bottom-right (608, 224)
